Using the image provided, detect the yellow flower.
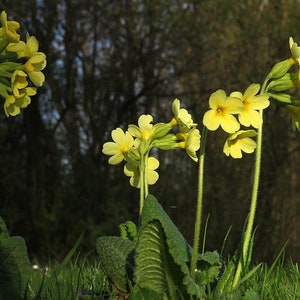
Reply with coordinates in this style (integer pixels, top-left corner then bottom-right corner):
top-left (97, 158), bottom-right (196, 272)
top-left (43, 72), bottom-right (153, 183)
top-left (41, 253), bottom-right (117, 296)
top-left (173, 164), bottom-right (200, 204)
top-left (22, 53), bottom-right (47, 86)
top-left (203, 89), bottom-right (244, 133)
top-left (176, 127), bottom-right (201, 162)
top-left (170, 98), bottom-right (197, 129)
top-left (289, 37), bottom-right (300, 80)
top-left (124, 156), bottom-right (159, 188)
top-left (0, 11), bottom-right (20, 45)
top-left (289, 37), bottom-right (300, 64)
top-left (223, 130), bottom-right (257, 159)
top-left (11, 70), bottom-right (28, 96)
top-left (230, 84), bottom-right (270, 128)
top-left (102, 128), bottom-right (135, 165)
top-left (6, 35), bottom-right (40, 58)
top-left (128, 114), bottom-right (155, 141)
top-left (3, 87), bottom-right (36, 117)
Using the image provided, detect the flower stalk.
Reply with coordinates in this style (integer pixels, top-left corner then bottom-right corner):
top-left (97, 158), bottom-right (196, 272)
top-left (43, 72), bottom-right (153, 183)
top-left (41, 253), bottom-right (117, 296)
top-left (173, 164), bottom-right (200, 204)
top-left (190, 125), bottom-right (207, 279)
top-left (232, 109), bottom-right (263, 288)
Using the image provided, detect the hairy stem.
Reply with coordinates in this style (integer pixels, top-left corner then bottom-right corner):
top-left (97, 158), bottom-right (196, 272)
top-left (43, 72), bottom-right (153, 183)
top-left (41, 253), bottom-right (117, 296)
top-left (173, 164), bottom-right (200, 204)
top-left (232, 79), bottom-right (268, 288)
top-left (190, 126), bottom-right (207, 279)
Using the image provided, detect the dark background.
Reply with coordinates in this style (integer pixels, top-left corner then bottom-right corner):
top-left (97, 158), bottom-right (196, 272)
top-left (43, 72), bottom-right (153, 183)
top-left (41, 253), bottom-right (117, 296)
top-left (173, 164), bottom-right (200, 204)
top-left (1, 0), bottom-right (300, 264)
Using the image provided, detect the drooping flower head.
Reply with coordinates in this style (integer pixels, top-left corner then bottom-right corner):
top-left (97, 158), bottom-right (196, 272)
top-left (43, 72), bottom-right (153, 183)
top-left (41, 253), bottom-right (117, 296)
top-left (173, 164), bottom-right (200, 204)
top-left (203, 89), bottom-right (244, 133)
top-left (102, 128), bottom-right (135, 165)
top-left (230, 84), bottom-right (270, 128)
top-left (0, 11), bottom-right (47, 117)
top-left (223, 130), bottom-right (257, 159)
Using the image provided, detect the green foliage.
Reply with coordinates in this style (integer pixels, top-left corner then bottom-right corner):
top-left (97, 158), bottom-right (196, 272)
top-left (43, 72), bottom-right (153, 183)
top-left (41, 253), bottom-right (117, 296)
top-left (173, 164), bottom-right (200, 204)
top-left (0, 217), bottom-right (31, 300)
top-left (96, 236), bottom-right (136, 293)
top-left (119, 220), bottom-right (138, 241)
top-left (96, 195), bottom-right (223, 298)
top-left (195, 251), bottom-right (222, 287)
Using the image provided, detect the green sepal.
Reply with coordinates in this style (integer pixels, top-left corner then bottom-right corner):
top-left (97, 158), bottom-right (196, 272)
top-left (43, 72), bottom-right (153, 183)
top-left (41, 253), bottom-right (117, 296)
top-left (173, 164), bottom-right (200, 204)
top-left (267, 58), bottom-right (293, 79)
top-left (268, 92), bottom-right (294, 106)
top-left (267, 72), bottom-right (297, 92)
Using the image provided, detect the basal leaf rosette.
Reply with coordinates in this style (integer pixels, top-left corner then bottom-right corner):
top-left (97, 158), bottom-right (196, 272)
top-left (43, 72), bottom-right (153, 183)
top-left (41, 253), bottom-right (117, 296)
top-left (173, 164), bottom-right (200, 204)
top-left (0, 11), bottom-right (47, 117)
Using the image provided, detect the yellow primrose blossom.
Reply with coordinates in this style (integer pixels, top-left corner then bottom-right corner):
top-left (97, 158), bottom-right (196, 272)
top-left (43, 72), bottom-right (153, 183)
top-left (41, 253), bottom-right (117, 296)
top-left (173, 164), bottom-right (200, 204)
top-left (124, 156), bottom-right (159, 188)
top-left (128, 114), bottom-right (155, 141)
top-left (4, 87), bottom-right (36, 116)
top-left (230, 84), bottom-right (270, 128)
top-left (289, 37), bottom-right (300, 80)
top-left (289, 37), bottom-right (300, 64)
top-left (102, 128), bottom-right (135, 165)
top-left (11, 70), bottom-right (28, 96)
top-left (176, 127), bottom-right (201, 162)
top-left (223, 130), bottom-right (257, 159)
top-left (170, 98), bottom-right (197, 129)
top-left (7, 35), bottom-right (40, 58)
top-left (22, 53), bottom-right (47, 86)
top-left (203, 89), bottom-right (244, 133)
top-left (0, 11), bottom-right (20, 45)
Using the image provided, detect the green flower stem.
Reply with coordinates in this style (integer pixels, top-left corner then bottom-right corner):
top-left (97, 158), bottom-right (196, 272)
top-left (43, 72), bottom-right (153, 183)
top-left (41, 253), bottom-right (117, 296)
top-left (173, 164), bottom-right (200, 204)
top-left (232, 111), bottom-right (263, 288)
top-left (190, 125), bottom-right (207, 279)
top-left (144, 153), bottom-right (149, 197)
top-left (232, 79), bottom-right (268, 289)
top-left (139, 154), bottom-right (145, 218)
top-left (139, 152), bottom-right (149, 218)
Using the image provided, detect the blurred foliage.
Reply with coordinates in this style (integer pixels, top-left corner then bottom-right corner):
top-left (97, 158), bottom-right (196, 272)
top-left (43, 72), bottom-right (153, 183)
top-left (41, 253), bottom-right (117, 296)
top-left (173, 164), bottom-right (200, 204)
top-left (1, 0), bottom-right (300, 263)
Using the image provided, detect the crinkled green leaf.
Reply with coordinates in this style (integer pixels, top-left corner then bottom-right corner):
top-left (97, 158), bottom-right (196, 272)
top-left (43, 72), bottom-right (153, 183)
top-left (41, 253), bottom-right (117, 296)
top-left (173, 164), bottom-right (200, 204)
top-left (0, 217), bottom-right (31, 300)
top-left (119, 220), bottom-right (137, 241)
top-left (195, 250), bottom-right (222, 286)
top-left (134, 220), bottom-right (185, 299)
top-left (96, 236), bottom-right (135, 292)
top-left (134, 194), bottom-right (203, 298)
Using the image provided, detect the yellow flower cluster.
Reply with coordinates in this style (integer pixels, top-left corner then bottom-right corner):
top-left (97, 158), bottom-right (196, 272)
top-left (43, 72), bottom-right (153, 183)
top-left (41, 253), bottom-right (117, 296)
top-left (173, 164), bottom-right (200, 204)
top-left (102, 99), bottom-right (200, 188)
top-left (0, 11), bottom-right (46, 116)
top-left (203, 84), bottom-right (270, 159)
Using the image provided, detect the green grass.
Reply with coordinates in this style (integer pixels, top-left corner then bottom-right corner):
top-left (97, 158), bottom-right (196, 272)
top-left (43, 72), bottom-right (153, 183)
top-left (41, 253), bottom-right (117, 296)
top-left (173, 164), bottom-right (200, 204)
top-left (26, 255), bottom-right (112, 300)
top-left (211, 260), bottom-right (300, 300)
top-left (25, 254), bottom-right (300, 300)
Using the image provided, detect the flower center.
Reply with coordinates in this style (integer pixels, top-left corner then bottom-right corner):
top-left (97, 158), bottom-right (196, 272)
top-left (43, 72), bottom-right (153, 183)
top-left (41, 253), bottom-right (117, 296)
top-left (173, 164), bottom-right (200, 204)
top-left (120, 142), bottom-right (130, 154)
top-left (216, 106), bottom-right (225, 115)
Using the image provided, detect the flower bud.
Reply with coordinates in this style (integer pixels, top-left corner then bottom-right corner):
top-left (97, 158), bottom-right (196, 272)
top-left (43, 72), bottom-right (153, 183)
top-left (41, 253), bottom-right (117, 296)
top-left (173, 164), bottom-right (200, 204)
top-left (267, 59), bottom-right (294, 80)
top-left (267, 73), bottom-right (297, 92)
top-left (268, 92), bottom-right (293, 105)
top-left (152, 134), bottom-right (177, 150)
